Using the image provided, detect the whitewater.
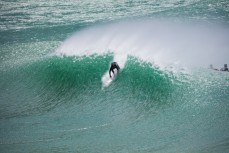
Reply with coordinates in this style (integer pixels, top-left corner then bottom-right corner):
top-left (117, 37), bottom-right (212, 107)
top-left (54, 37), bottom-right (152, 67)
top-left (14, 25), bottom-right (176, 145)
top-left (0, 0), bottom-right (229, 153)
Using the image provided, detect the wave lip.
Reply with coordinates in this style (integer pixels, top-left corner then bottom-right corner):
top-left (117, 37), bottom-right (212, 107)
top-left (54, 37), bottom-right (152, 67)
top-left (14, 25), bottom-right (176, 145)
top-left (56, 19), bottom-right (229, 69)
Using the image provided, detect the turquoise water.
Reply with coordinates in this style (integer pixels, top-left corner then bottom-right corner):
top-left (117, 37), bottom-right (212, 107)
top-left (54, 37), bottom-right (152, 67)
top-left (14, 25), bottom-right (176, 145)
top-left (1, 0), bottom-right (229, 153)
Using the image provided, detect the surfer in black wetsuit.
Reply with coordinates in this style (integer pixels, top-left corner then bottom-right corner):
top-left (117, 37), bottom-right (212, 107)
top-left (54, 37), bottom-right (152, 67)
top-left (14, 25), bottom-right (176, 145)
top-left (220, 64), bottom-right (228, 71)
top-left (209, 64), bottom-right (218, 71)
top-left (109, 62), bottom-right (120, 78)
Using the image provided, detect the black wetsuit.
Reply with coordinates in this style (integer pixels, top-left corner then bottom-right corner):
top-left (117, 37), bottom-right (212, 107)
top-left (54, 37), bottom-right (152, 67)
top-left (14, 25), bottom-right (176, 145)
top-left (220, 65), bottom-right (228, 71)
top-left (221, 67), bottom-right (229, 71)
top-left (109, 62), bottom-right (120, 78)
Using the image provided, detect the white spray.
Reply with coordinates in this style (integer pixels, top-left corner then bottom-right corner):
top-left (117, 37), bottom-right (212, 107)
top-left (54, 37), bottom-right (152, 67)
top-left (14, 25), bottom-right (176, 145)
top-left (56, 19), bottom-right (229, 86)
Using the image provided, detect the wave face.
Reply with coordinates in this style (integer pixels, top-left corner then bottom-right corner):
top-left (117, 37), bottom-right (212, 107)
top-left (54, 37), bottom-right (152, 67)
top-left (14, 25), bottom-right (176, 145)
top-left (0, 55), bottom-right (180, 118)
top-left (1, 0), bottom-right (229, 153)
top-left (1, 54), bottom-right (229, 153)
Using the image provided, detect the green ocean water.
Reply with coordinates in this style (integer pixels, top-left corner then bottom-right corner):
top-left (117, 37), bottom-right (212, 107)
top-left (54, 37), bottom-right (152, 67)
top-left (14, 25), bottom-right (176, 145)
top-left (1, 0), bottom-right (229, 153)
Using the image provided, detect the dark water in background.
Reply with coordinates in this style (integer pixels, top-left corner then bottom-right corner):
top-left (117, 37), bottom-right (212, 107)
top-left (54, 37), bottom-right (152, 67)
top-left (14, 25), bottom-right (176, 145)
top-left (0, 0), bottom-right (229, 152)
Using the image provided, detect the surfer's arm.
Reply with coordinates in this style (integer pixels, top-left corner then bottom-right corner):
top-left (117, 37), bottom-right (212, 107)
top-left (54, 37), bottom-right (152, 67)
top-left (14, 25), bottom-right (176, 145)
top-left (116, 65), bottom-right (120, 71)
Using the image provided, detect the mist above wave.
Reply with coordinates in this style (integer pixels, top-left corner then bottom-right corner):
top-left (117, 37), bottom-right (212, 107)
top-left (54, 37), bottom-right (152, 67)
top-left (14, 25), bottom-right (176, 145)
top-left (56, 19), bottom-right (229, 69)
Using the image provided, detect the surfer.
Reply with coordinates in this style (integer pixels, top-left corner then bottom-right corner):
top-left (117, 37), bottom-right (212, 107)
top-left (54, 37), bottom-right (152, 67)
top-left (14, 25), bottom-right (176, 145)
top-left (109, 62), bottom-right (120, 78)
top-left (209, 64), bottom-right (218, 71)
top-left (220, 64), bottom-right (228, 71)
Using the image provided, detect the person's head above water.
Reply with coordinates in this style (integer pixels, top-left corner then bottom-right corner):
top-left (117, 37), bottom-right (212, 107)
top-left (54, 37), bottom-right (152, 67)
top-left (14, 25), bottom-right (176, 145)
top-left (224, 64), bottom-right (227, 68)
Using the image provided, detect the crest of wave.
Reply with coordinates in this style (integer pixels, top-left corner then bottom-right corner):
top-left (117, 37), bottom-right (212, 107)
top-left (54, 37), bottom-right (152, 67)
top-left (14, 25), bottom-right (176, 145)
top-left (56, 19), bottom-right (229, 70)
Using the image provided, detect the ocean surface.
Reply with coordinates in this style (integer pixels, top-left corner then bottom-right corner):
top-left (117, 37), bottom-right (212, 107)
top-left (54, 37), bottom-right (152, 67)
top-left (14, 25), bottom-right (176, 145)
top-left (1, 0), bottom-right (229, 152)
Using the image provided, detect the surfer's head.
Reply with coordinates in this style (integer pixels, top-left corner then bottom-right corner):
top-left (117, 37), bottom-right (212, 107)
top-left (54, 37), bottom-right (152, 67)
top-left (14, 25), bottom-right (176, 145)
top-left (224, 64), bottom-right (227, 68)
top-left (209, 64), bottom-right (213, 69)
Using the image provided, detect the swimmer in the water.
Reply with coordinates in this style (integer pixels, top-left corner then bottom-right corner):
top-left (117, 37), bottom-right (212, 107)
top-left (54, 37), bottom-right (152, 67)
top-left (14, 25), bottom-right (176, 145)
top-left (209, 64), bottom-right (218, 71)
top-left (220, 64), bottom-right (228, 71)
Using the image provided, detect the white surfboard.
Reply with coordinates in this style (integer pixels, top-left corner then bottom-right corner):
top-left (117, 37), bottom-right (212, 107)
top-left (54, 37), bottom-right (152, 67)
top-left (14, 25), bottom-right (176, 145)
top-left (101, 69), bottom-right (118, 88)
